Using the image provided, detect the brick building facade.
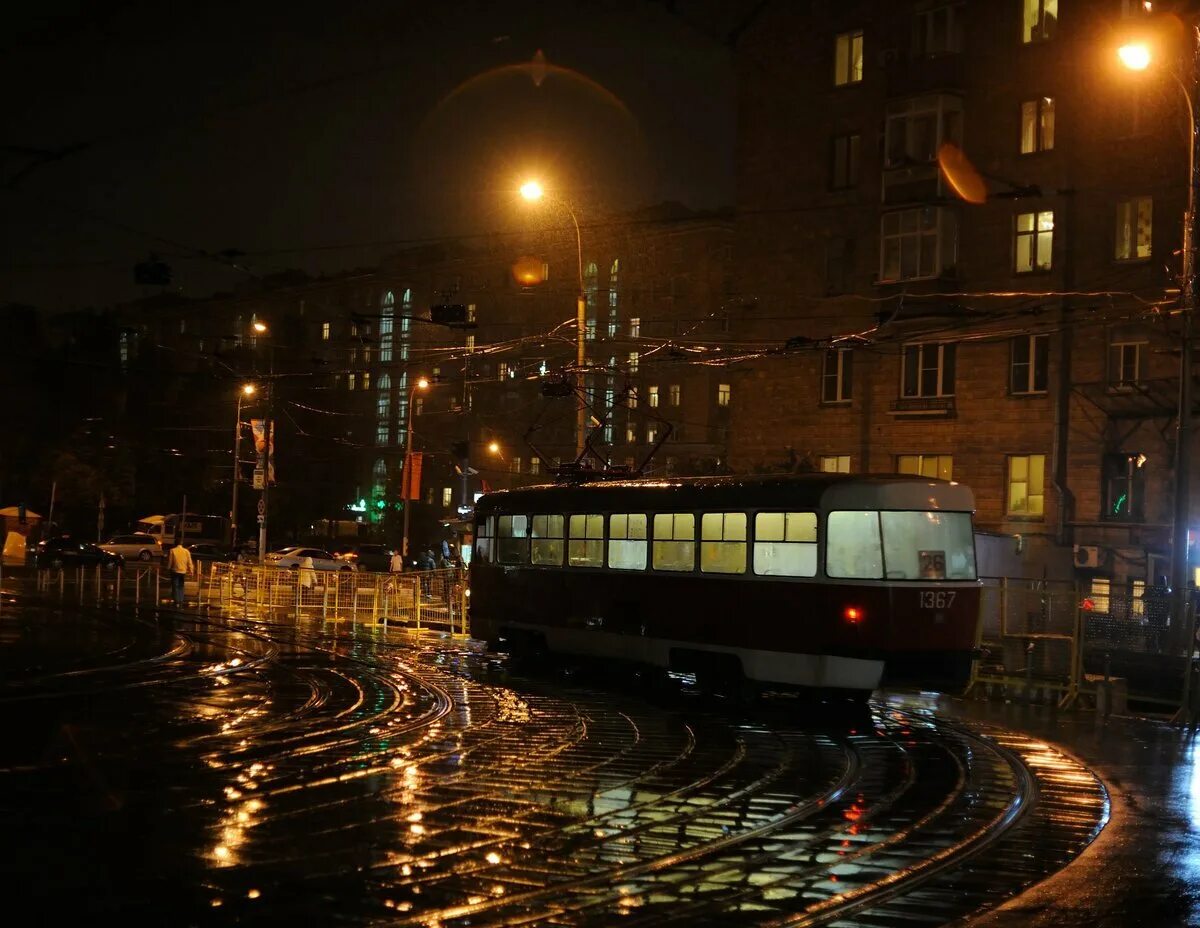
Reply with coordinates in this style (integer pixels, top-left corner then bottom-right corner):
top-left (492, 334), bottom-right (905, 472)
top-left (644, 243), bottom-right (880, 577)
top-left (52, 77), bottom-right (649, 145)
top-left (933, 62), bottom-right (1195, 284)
top-left (728, 0), bottom-right (1192, 594)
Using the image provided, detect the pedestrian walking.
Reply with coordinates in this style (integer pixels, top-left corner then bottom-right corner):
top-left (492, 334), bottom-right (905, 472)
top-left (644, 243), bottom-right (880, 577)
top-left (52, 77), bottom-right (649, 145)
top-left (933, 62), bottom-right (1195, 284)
top-left (299, 554), bottom-right (316, 591)
top-left (1145, 576), bottom-right (1171, 653)
top-left (167, 540), bottom-right (193, 607)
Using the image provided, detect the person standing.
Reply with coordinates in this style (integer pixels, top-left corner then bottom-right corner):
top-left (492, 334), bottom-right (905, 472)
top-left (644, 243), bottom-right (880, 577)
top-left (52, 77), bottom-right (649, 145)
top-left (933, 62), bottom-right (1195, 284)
top-left (168, 540), bottom-right (194, 607)
top-left (389, 549), bottom-right (404, 574)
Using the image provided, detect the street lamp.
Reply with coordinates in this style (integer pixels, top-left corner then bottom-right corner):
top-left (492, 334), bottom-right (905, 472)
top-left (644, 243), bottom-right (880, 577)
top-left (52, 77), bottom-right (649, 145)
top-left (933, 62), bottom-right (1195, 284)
top-left (249, 320), bottom-right (274, 562)
top-left (1119, 32), bottom-right (1200, 696)
top-left (520, 178), bottom-right (588, 458)
top-left (230, 383), bottom-right (256, 550)
top-left (400, 376), bottom-right (431, 560)
top-left (487, 440), bottom-right (501, 456)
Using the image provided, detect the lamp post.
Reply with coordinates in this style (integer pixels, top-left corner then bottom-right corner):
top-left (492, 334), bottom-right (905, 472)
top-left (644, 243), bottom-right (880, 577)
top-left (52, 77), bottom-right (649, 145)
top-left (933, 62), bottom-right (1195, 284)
top-left (400, 376), bottom-right (430, 561)
top-left (230, 383), bottom-right (256, 550)
top-left (251, 321), bottom-right (274, 563)
top-left (520, 179), bottom-right (588, 458)
top-left (1121, 33), bottom-right (1200, 705)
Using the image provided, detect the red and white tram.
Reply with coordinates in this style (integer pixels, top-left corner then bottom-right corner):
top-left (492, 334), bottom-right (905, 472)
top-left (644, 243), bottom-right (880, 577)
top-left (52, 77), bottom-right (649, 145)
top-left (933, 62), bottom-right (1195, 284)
top-left (470, 474), bottom-right (980, 697)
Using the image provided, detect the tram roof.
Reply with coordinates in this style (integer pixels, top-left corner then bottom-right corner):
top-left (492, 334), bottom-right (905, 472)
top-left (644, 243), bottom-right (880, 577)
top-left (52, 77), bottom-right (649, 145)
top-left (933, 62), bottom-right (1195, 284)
top-left (475, 473), bottom-right (975, 515)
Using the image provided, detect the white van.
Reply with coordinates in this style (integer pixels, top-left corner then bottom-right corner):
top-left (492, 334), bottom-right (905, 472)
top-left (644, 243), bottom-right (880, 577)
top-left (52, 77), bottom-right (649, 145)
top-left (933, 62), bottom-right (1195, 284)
top-left (136, 514), bottom-right (227, 547)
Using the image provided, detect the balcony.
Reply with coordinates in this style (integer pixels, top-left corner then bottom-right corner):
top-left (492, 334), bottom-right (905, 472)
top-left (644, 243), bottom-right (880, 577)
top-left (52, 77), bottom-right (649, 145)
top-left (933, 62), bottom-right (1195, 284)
top-left (889, 396), bottom-right (956, 418)
top-left (884, 52), bottom-right (965, 98)
top-left (881, 162), bottom-right (948, 206)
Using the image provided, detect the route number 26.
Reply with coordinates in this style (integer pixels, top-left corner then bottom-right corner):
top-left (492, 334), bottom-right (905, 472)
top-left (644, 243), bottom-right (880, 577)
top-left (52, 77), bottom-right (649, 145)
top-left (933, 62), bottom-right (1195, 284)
top-left (920, 591), bottom-right (956, 609)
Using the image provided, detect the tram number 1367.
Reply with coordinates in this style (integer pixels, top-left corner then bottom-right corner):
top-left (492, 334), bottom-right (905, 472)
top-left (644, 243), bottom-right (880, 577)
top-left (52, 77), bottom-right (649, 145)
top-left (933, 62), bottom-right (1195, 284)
top-left (919, 590), bottom-right (957, 609)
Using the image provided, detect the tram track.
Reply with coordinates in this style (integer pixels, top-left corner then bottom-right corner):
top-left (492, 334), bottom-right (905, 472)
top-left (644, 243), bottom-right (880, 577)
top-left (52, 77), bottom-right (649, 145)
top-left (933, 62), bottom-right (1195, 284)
top-left (0, 588), bottom-right (1108, 926)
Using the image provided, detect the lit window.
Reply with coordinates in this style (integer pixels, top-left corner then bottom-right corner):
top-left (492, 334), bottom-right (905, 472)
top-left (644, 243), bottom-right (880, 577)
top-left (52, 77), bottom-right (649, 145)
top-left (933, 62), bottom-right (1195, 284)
top-left (653, 513), bottom-right (695, 572)
top-left (669, 384), bottom-right (681, 406)
top-left (821, 455), bottom-right (851, 473)
top-left (467, 303), bottom-right (477, 322)
top-left (834, 29), bottom-right (864, 86)
top-left (380, 292), bottom-right (394, 361)
top-left (1022, 0), bottom-right (1057, 44)
top-left (831, 133), bottom-right (860, 189)
top-left (881, 511), bottom-right (976, 579)
top-left (1011, 334), bottom-right (1049, 394)
top-left (376, 374), bottom-right (392, 446)
top-left (414, 397), bottom-right (423, 416)
top-left (1115, 197), bottom-right (1153, 260)
top-left (466, 335), bottom-right (475, 352)
top-left (897, 454), bottom-right (953, 480)
top-left (717, 383), bottom-right (730, 407)
top-left (442, 487), bottom-right (453, 508)
top-left (902, 343), bottom-right (956, 397)
top-left (626, 423), bottom-right (637, 444)
top-left (584, 262), bottom-right (598, 341)
top-left (628, 388), bottom-right (638, 409)
top-left (530, 457), bottom-right (540, 475)
top-left (348, 373), bottom-right (356, 390)
top-left (630, 317), bottom-right (641, 338)
top-left (753, 512), bottom-right (818, 577)
top-left (1105, 452), bottom-right (1147, 521)
top-left (647, 424), bottom-right (659, 445)
top-left (498, 362), bottom-right (509, 381)
top-left (1109, 341), bottom-right (1145, 389)
top-left (822, 348), bottom-right (853, 403)
top-left (1021, 97), bottom-right (1055, 153)
top-left (608, 258), bottom-right (620, 337)
top-left (362, 371), bottom-right (370, 390)
top-left (322, 322), bottom-right (330, 341)
top-left (1089, 578), bottom-right (1111, 614)
top-left (510, 456), bottom-right (522, 474)
top-left (648, 386), bottom-right (660, 408)
top-left (628, 351), bottom-right (639, 373)
top-left (1132, 579), bottom-right (1146, 618)
top-left (1015, 210), bottom-right (1054, 272)
top-left (497, 514), bottom-right (529, 565)
top-left (701, 512), bottom-right (747, 574)
top-left (476, 515), bottom-right (494, 561)
top-left (1007, 454), bottom-right (1046, 516)
top-left (531, 514), bottom-right (564, 566)
top-left (608, 513), bottom-right (648, 570)
top-left (826, 511), bottom-right (883, 579)
top-left (568, 513), bottom-right (604, 567)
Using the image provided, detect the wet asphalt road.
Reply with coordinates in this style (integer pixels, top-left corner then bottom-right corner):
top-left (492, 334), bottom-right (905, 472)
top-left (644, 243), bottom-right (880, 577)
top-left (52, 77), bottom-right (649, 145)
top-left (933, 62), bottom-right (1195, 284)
top-left (0, 594), bottom-right (1107, 926)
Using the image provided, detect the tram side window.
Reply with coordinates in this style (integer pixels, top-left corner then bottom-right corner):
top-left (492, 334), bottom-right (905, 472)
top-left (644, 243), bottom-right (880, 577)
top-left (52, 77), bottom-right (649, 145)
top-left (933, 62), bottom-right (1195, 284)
top-left (826, 511), bottom-right (883, 579)
top-left (531, 514), bottom-right (564, 566)
top-left (476, 516), bottom-right (495, 562)
top-left (608, 513), bottom-right (648, 570)
top-left (701, 512), bottom-right (747, 574)
top-left (880, 511), bottom-right (976, 580)
top-left (653, 513), bottom-right (695, 572)
top-left (497, 514), bottom-right (530, 565)
top-left (754, 512), bottom-right (818, 577)
top-left (568, 514), bottom-right (604, 567)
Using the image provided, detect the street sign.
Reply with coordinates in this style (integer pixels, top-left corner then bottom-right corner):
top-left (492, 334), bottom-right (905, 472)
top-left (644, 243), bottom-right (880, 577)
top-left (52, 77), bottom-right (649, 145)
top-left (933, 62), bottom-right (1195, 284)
top-left (253, 468), bottom-right (265, 490)
top-left (257, 499), bottom-right (266, 515)
top-left (256, 514), bottom-right (265, 524)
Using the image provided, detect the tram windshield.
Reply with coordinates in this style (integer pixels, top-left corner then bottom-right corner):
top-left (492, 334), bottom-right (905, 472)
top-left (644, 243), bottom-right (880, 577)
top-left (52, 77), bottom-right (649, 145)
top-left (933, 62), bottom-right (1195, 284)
top-left (827, 510), bottom-right (975, 581)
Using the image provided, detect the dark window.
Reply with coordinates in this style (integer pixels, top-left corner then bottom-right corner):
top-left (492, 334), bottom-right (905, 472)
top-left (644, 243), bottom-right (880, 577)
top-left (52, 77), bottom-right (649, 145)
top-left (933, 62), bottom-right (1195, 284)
top-left (1109, 342), bottom-right (1145, 389)
top-left (831, 133), bottom-right (861, 189)
top-left (825, 237), bottom-right (854, 295)
top-left (1011, 334), bottom-right (1048, 393)
top-left (1104, 453), bottom-right (1146, 522)
top-left (902, 343), bottom-right (956, 398)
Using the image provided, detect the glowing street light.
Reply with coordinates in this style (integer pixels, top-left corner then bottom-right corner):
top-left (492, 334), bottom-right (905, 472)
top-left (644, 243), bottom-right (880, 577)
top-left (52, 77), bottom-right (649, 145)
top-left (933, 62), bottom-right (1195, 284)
top-left (252, 320), bottom-right (268, 334)
top-left (519, 177), bottom-right (587, 459)
top-left (1118, 42), bottom-right (1152, 71)
top-left (487, 441), bottom-right (501, 455)
top-left (241, 383), bottom-right (257, 397)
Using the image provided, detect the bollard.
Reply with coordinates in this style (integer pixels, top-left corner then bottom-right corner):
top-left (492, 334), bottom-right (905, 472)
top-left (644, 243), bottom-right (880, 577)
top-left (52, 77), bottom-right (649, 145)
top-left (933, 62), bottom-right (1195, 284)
top-left (155, 570), bottom-right (160, 609)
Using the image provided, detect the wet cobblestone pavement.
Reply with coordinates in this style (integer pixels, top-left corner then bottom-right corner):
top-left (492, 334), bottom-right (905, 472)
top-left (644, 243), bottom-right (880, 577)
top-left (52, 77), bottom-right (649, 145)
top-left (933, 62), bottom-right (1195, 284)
top-left (0, 594), bottom-right (1108, 925)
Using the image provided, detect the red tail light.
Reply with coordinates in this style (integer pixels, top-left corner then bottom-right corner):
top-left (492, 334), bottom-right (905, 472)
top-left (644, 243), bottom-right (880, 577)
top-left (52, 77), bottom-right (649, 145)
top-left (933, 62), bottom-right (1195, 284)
top-left (843, 605), bottom-right (864, 624)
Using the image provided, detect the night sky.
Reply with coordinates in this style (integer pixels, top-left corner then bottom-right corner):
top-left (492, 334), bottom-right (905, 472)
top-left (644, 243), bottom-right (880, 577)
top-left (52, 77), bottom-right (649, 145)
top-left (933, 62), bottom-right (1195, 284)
top-left (2, 1), bottom-right (738, 311)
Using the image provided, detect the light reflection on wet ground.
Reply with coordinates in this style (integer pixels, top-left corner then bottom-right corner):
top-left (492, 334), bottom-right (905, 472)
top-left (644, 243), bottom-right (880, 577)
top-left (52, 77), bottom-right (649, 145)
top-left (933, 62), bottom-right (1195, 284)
top-left (0, 600), bottom-right (1106, 925)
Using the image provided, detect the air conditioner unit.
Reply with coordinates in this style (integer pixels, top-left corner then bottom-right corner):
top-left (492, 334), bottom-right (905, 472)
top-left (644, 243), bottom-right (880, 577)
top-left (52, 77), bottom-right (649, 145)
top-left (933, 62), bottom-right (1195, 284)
top-left (1073, 545), bottom-right (1101, 569)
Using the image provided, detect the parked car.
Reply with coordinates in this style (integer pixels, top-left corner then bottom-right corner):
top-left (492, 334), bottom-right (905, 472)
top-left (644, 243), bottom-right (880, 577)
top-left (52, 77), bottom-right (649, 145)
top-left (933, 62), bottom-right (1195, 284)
top-left (264, 546), bottom-right (354, 571)
top-left (99, 533), bottom-right (162, 562)
top-left (187, 542), bottom-right (237, 563)
top-left (334, 543), bottom-right (394, 572)
top-left (35, 537), bottom-right (122, 570)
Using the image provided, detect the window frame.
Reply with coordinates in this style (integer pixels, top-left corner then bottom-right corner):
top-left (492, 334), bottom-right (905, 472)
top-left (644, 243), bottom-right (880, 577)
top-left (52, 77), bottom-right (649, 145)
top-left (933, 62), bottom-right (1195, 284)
top-left (830, 132), bottom-right (861, 190)
top-left (1006, 453), bottom-right (1047, 518)
top-left (1020, 96), bottom-right (1055, 154)
top-left (1115, 196), bottom-right (1153, 262)
top-left (897, 453), bottom-right (954, 481)
top-left (530, 514), bottom-right (565, 566)
top-left (1014, 209), bottom-right (1055, 273)
top-left (652, 512), bottom-right (696, 573)
top-left (901, 342), bottom-right (956, 398)
top-left (608, 513), bottom-right (649, 571)
top-left (567, 513), bottom-right (605, 568)
top-left (700, 511), bottom-right (748, 575)
top-left (1010, 333), bottom-right (1049, 395)
top-left (834, 29), bottom-right (864, 87)
top-left (1108, 340), bottom-right (1146, 390)
top-left (1021, 0), bottom-right (1058, 45)
top-left (879, 206), bottom-right (956, 282)
top-left (752, 511), bottom-right (819, 578)
top-left (822, 348), bottom-right (853, 404)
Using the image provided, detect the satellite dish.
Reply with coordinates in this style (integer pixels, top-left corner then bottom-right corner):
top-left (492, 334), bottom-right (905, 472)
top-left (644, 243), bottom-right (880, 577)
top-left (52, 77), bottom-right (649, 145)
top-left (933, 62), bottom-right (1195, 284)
top-left (938, 142), bottom-right (987, 205)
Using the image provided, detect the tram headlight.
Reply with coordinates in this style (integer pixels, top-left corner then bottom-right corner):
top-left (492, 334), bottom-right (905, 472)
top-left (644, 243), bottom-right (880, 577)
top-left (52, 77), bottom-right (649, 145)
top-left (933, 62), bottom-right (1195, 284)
top-left (843, 605), bottom-right (864, 625)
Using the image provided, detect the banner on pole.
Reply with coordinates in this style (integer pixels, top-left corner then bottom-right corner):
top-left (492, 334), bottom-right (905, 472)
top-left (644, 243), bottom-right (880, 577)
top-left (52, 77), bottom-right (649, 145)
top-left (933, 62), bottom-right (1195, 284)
top-left (251, 419), bottom-right (276, 483)
top-left (403, 453), bottom-right (424, 501)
